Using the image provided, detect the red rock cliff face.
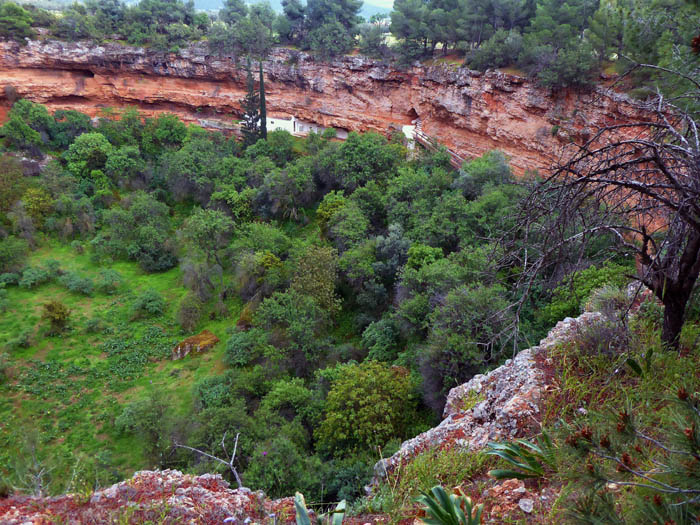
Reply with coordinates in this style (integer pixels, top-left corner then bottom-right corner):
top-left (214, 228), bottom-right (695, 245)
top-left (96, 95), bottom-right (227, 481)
top-left (0, 39), bottom-right (644, 173)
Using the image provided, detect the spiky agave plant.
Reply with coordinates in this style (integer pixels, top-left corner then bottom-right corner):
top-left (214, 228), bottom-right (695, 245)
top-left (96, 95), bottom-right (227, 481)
top-left (294, 492), bottom-right (346, 525)
top-left (416, 485), bottom-right (483, 525)
top-left (486, 432), bottom-right (556, 479)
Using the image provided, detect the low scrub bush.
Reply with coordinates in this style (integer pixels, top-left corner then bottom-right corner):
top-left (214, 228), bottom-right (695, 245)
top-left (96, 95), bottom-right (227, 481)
top-left (70, 240), bottom-right (84, 254)
top-left (59, 272), bottom-right (94, 295)
top-left (176, 292), bottom-right (203, 332)
top-left (84, 317), bottom-right (104, 334)
top-left (19, 267), bottom-right (50, 288)
top-left (5, 329), bottom-right (32, 350)
top-left (42, 300), bottom-right (70, 334)
top-left (0, 352), bottom-right (10, 383)
top-left (0, 273), bottom-right (20, 286)
top-left (129, 289), bottom-right (166, 320)
top-left (576, 320), bottom-right (629, 357)
top-left (224, 329), bottom-right (263, 367)
top-left (96, 270), bottom-right (122, 295)
top-left (586, 284), bottom-right (629, 321)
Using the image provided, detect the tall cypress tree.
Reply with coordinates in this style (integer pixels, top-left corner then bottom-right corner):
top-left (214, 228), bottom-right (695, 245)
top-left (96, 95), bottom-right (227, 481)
top-left (240, 57), bottom-right (260, 148)
top-left (259, 60), bottom-right (267, 140)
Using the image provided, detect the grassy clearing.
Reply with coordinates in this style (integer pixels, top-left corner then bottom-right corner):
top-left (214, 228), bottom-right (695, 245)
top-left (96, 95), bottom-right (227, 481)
top-left (0, 239), bottom-right (240, 487)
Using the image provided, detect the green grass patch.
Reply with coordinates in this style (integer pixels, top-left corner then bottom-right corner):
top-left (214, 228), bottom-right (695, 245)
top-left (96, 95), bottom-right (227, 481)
top-left (0, 240), bottom-right (237, 488)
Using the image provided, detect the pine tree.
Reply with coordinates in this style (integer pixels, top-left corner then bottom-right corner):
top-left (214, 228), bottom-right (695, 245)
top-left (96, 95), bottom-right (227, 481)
top-left (259, 61), bottom-right (267, 140)
top-left (240, 58), bottom-right (260, 148)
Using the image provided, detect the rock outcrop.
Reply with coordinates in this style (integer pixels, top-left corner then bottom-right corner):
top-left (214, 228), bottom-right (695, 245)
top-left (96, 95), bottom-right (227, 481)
top-left (0, 39), bottom-right (647, 174)
top-left (0, 469), bottom-right (297, 524)
top-left (372, 311), bottom-right (603, 485)
top-left (172, 329), bottom-right (220, 360)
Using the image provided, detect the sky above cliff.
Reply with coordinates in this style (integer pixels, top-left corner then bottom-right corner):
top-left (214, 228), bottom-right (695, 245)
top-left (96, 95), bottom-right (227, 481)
top-left (193, 0), bottom-right (393, 17)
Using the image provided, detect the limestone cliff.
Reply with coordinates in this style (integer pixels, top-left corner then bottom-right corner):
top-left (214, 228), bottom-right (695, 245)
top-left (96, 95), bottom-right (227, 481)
top-left (0, 39), bottom-right (646, 174)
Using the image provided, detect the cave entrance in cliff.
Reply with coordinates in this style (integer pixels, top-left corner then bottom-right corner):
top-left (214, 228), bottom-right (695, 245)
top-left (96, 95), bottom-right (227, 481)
top-left (407, 108), bottom-right (419, 124)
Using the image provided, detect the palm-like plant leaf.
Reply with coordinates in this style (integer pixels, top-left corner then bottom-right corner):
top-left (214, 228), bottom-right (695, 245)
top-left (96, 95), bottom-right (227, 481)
top-left (417, 485), bottom-right (483, 525)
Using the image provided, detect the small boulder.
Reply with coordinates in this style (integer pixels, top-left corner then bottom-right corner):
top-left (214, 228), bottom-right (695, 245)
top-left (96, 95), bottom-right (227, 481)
top-left (172, 330), bottom-right (219, 360)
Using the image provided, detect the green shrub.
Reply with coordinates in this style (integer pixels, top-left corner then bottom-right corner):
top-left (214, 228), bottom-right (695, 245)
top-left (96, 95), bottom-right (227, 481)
top-left (317, 360), bottom-right (417, 455)
top-left (176, 292), bottom-right (203, 332)
top-left (84, 317), bottom-right (104, 334)
top-left (0, 352), bottom-right (10, 383)
top-left (0, 273), bottom-right (20, 286)
top-left (115, 392), bottom-right (173, 465)
top-left (5, 329), bottom-right (31, 350)
top-left (0, 236), bottom-right (29, 273)
top-left (193, 375), bottom-right (233, 410)
top-left (96, 270), bottom-right (122, 295)
top-left (59, 271), bottom-right (94, 295)
top-left (130, 289), bottom-right (166, 320)
top-left (224, 329), bottom-right (263, 367)
top-left (19, 267), bottom-right (50, 288)
top-left (42, 300), bottom-right (70, 334)
top-left (242, 436), bottom-right (322, 499)
top-left (540, 263), bottom-right (631, 326)
top-left (42, 259), bottom-right (61, 278)
top-left (70, 240), bottom-right (84, 254)
top-left (324, 455), bottom-right (374, 502)
top-left (362, 318), bottom-right (401, 362)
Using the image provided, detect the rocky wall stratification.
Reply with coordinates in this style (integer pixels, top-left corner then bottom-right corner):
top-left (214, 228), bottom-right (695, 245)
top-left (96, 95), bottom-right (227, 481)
top-left (0, 39), bottom-right (646, 174)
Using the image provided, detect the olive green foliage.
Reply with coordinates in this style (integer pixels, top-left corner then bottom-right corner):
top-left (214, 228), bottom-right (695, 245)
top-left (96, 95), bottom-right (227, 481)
top-left (42, 299), bottom-right (70, 334)
top-left (254, 289), bottom-right (329, 367)
top-left (426, 284), bottom-right (512, 386)
top-left (115, 391), bottom-right (172, 465)
top-left (92, 191), bottom-right (176, 272)
top-left (317, 361), bottom-right (417, 455)
top-left (291, 245), bottom-right (341, 315)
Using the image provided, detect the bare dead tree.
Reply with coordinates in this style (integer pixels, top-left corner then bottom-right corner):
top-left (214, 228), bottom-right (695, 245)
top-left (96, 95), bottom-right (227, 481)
top-left (510, 64), bottom-right (700, 350)
top-left (174, 431), bottom-right (243, 489)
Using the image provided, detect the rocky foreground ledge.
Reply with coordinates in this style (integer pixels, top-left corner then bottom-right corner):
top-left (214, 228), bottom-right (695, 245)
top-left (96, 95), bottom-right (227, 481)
top-left (0, 469), bottom-right (296, 524)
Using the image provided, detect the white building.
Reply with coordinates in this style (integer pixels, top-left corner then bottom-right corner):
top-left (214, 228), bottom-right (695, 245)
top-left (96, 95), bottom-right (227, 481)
top-left (265, 116), bottom-right (349, 140)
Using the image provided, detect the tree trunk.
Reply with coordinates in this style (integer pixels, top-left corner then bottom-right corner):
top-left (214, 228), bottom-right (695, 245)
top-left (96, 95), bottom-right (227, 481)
top-left (661, 294), bottom-right (687, 351)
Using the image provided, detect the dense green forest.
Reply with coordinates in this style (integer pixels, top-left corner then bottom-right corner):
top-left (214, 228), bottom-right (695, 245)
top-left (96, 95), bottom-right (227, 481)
top-left (0, 93), bottom-right (639, 504)
top-left (0, 0), bottom-right (698, 87)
